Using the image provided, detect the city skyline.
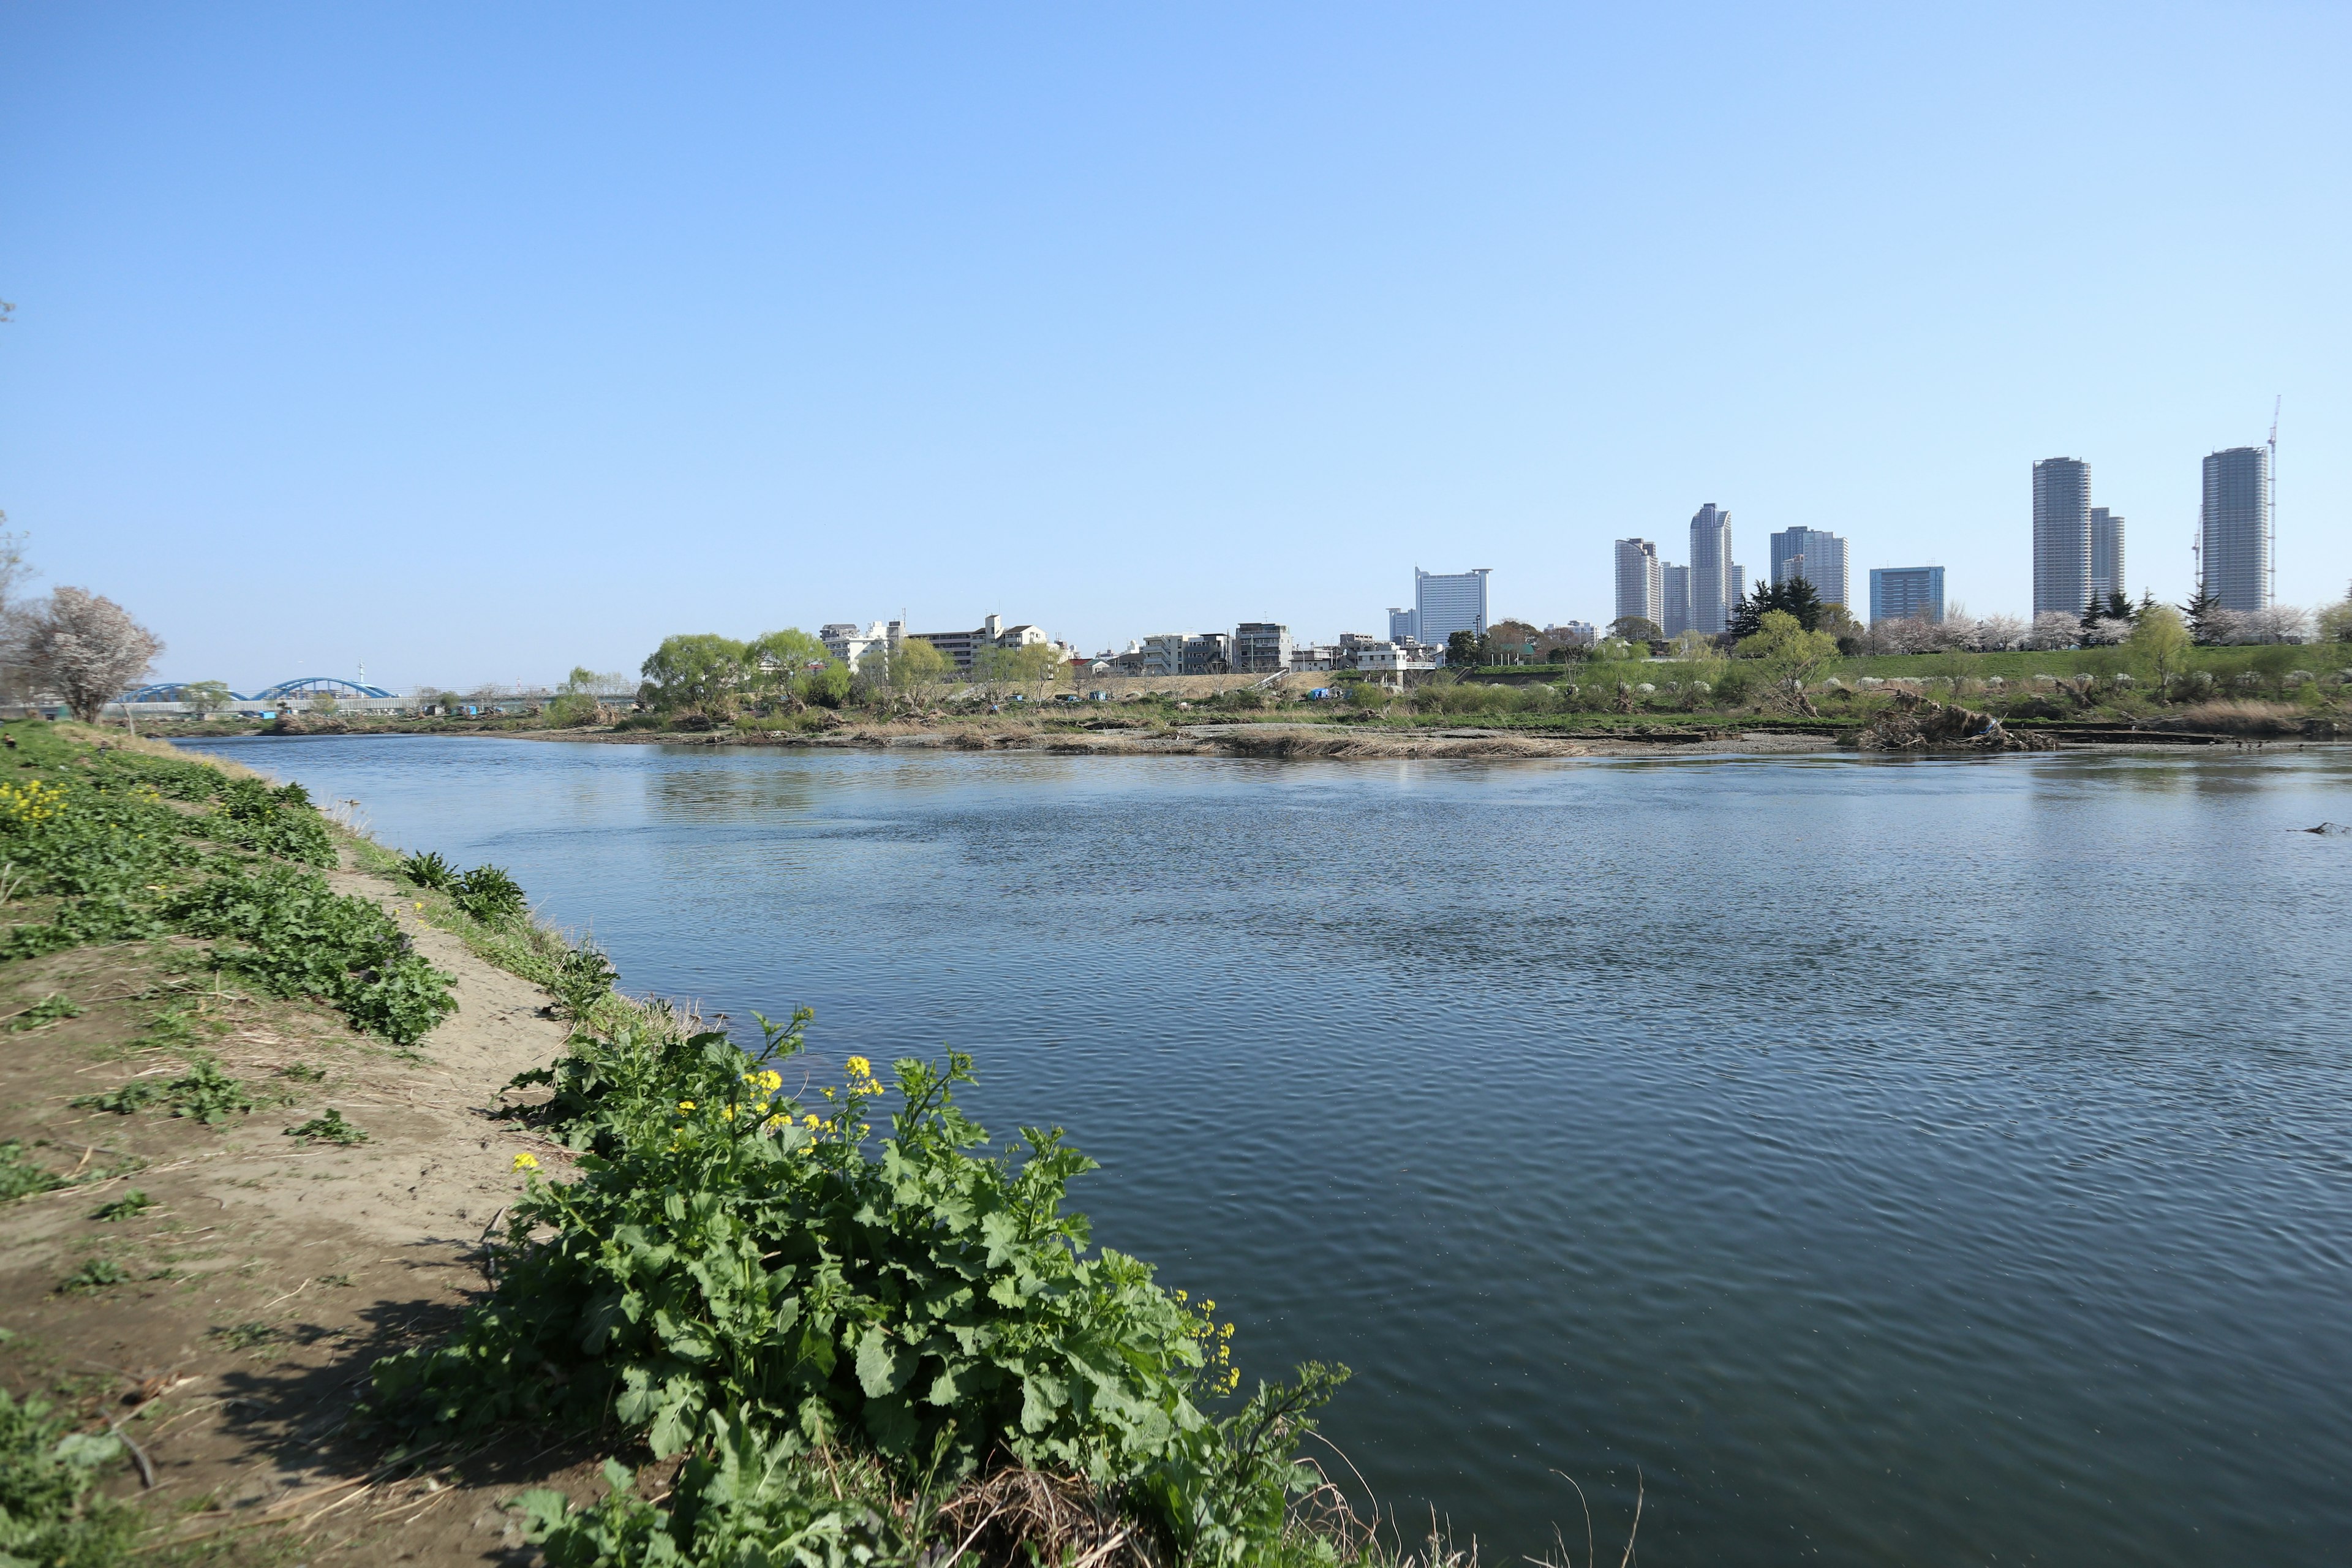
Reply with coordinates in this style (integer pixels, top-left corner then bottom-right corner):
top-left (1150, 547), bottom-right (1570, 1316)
top-left (4, 6), bottom-right (2344, 691)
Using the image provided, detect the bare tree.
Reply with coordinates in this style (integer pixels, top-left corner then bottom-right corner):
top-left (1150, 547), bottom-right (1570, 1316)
top-left (20, 587), bottom-right (164, 722)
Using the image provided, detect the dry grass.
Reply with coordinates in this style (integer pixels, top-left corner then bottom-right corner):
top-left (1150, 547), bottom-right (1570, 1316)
top-left (2160, 699), bottom-right (2306, 734)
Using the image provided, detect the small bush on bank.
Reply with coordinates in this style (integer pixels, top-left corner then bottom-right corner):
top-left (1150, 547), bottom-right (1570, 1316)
top-left (375, 1012), bottom-right (1351, 1566)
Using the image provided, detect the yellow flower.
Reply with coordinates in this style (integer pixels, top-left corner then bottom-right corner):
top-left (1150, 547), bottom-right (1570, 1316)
top-left (845, 1055), bottom-right (871, 1077)
top-left (720, 1106), bottom-right (736, 1121)
top-left (677, 1100), bottom-right (696, 1112)
top-left (759, 1069), bottom-right (783, 1091)
top-left (510, 1152), bottom-right (539, 1171)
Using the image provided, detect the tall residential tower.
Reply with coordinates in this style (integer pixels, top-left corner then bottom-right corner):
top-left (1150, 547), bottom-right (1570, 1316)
top-left (2032, 458), bottom-right (2092, 619)
top-left (1768, 527), bottom-right (1850, 608)
top-left (1689, 505), bottom-right (1733, 633)
top-left (2089, 508), bottom-right (2127, 605)
top-left (1613, 539), bottom-right (1662, 630)
top-left (2200, 447), bottom-right (2271, 612)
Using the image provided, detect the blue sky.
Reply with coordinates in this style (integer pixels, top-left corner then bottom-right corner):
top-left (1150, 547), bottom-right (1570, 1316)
top-left (2, 2), bottom-right (2345, 690)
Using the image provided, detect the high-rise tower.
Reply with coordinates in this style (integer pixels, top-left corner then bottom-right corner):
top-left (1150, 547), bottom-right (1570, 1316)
top-left (2200, 447), bottom-right (2270, 612)
top-left (1613, 540), bottom-right (1662, 630)
top-left (2032, 458), bottom-right (2092, 619)
top-left (1689, 505), bottom-right (1733, 633)
top-left (1768, 527), bottom-right (1850, 608)
top-left (2089, 508), bottom-right (2127, 606)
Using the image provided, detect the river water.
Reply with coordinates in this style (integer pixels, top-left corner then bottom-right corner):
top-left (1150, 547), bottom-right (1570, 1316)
top-left (176, 735), bottom-right (2352, 1566)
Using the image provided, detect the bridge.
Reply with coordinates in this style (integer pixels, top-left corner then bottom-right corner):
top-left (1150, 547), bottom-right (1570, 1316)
top-left (121, 677), bottom-right (399, 703)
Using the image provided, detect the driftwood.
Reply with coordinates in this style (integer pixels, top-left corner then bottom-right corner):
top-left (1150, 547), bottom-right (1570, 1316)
top-left (1856, 694), bottom-right (2057, 752)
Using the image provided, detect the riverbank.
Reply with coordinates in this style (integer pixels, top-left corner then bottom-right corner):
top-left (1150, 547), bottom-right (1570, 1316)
top-left (0, 722), bottom-right (1402, 1568)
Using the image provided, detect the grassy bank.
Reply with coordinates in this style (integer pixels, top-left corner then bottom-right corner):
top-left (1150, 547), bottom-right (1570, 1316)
top-left (0, 721), bottom-right (1447, 1568)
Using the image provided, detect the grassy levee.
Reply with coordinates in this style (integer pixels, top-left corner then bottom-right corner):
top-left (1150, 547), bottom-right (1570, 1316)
top-left (0, 720), bottom-right (1441, 1568)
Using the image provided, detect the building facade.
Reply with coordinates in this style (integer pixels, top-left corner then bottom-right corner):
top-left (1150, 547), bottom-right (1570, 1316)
top-left (1232, 623), bottom-right (1293, 674)
top-left (1660, 564), bottom-right (1692, 638)
top-left (1139, 634), bottom-right (1187, 677)
top-left (905, 612), bottom-right (1050, 673)
top-left (1613, 538), bottom-right (1662, 630)
top-left (819, 620), bottom-right (901, 669)
top-left (1869, 566), bottom-right (1946, 625)
top-left (2201, 446), bottom-right (2270, 612)
top-left (1414, 568), bottom-right (1491, 650)
top-left (1183, 633), bottom-right (1234, 675)
top-left (1689, 504), bottom-right (1734, 633)
top-left (2089, 508), bottom-right (2127, 605)
top-left (1387, 607), bottom-right (1418, 643)
top-left (1769, 527), bottom-right (1850, 608)
top-left (2032, 458), bottom-right (2092, 619)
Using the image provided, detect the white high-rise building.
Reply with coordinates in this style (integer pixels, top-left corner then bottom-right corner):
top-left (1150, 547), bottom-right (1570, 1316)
top-left (1414, 568), bottom-right (1491, 649)
top-left (2089, 508), bottom-right (2127, 606)
top-left (1613, 540), bottom-right (1662, 630)
top-left (1768, 527), bottom-right (1850, 608)
top-left (1689, 505), bottom-right (1733, 633)
top-left (2200, 447), bottom-right (2270, 612)
top-left (2032, 458), bottom-right (2092, 619)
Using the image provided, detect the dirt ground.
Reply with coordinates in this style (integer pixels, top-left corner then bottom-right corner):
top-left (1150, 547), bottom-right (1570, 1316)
top-left (0, 848), bottom-right (609, 1565)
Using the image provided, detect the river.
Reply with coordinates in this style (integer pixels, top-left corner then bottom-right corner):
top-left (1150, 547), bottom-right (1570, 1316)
top-left (176, 735), bottom-right (2352, 1566)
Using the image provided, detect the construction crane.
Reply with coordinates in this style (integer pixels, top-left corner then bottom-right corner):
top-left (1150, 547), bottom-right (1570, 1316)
top-left (2267, 396), bottom-right (2280, 608)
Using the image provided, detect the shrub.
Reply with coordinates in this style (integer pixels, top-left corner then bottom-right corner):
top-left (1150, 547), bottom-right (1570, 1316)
top-left (168, 865), bottom-right (456, 1045)
top-left (206, 776), bottom-right (336, 865)
top-left (0, 1141), bottom-right (66, 1201)
top-left (376, 1015), bottom-right (1345, 1563)
top-left (401, 850), bottom-right (457, 890)
top-left (453, 864), bottom-right (528, 924)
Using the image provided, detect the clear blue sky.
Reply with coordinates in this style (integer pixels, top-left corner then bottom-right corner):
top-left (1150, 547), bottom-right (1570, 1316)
top-left (3, 2), bottom-right (2345, 690)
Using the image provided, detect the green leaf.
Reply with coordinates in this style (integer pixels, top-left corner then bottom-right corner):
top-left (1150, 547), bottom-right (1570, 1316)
top-left (854, 1326), bottom-right (908, 1399)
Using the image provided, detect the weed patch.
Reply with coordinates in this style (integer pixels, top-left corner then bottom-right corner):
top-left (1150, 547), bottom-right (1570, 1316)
top-left (58, 1258), bottom-right (129, 1294)
top-left (4, 993), bottom-right (81, 1032)
top-left (92, 1190), bottom-right (154, 1221)
top-left (283, 1109), bottom-right (368, 1146)
top-left (0, 1387), bottom-right (137, 1567)
top-left (0, 1140), bottom-right (66, 1200)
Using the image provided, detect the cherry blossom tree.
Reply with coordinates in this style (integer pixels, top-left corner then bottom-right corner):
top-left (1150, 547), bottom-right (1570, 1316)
top-left (20, 587), bottom-right (164, 722)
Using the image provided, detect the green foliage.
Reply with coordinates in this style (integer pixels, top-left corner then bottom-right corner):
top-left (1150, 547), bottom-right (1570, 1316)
top-left (643, 635), bottom-right (753, 719)
top-left (453, 864), bottom-right (528, 924)
top-left (72, 1080), bottom-right (164, 1115)
top-left (519, 1431), bottom-right (905, 1568)
top-left (167, 865), bottom-right (456, 1045)
top-left (208, 1321), bottom-right (282, 1352)
top-left (277, 1061), bottom-right (328, 1084)
top-left (284, 1108), bottom-right (368, 1146)
top-left (545, 693), bottom-right (605, 728)
top-left (552, 943), bottom-right (619, 1023)
top-left (0, 1140), bottom-right (66, 1200)
top-left (92, 1190), bottom-right (153, 1221)
top-left (162, 1055), bottom-right (258, 1125)
top-left (5, 993), bottom-right (82, 1032)
top-left (801, 663), bottom-right (855, 709)
top-left (377, 1016), bottom-right (1344, 1564)
top-left (205, 776), bottom-right (336, 865)
top-left (0, 1387), bottom-right (137, 1568)
top-left (1728, 576), bottom-right (1825, 639)
top-left (59, 1258), bottom-right (129, 1293)
top-left (401, 850), bottom-right (456, 889)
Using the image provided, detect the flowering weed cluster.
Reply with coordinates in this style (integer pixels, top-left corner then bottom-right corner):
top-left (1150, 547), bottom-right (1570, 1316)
top-left (375, 1011), bottom-right (1349, 1566)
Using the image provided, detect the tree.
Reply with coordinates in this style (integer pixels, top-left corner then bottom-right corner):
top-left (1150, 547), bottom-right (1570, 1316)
top-left (180, 679), bottom-right (234, 716)
top-left (2317, 582), bottom-right (2352, 646)
top-left (2023, 611), bottom-right (2081, 651)
top-left (1727, 576), bottom-right (1823, 639)
top-left (18, 587), bottom-right (163, 722)
top-left (800, 662), bottom-right (854, 709)
top-left (1969, 612), bottom-right (2027, 652)
top-left (973, 641), bottom-right (1062, 700)
top-left (2127, 604), bottom-right (2192, 695)
top-left (2179, 583), bottom-right (2226, 646)
top-left (1606, 617), bottom-right (1663, 646)
top-left (1733, 609), bottom-right (1838, 716)
top-left (1446, 629), bottom-right (1482, 668)
top-left (639, 634), bottom-right (752, 719)
top-left (888, 637), bottom-right (949, 705)
top-left (2081, 589), bottom-right (2135, 635)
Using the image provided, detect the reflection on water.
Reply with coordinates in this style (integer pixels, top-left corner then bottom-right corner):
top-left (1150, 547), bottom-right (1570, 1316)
top-left (178, 736), bottom-right (2352, 1566)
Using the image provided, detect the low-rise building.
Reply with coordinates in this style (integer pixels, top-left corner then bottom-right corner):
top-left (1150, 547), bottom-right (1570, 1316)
top-left (819, 620), bottom-right (901, 668)
top-left (1183, 633), bottom-right (1233, 675)
top-left (1233, 623), bottom-right (1292, 674)
top-left (1348, 640), bottom-right (1438, 677)
top-left (906, 613), bottom-right (1052, 673)
top-left (1140, 634), bottom-right (1188, 677)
